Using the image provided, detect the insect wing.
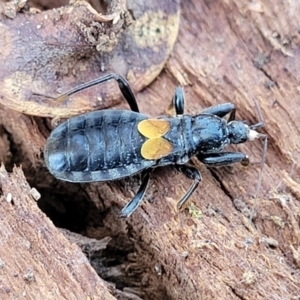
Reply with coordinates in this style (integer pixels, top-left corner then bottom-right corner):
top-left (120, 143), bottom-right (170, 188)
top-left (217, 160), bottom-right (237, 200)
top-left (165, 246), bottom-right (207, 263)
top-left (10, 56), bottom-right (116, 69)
top-left (141, 137), bottom-right (173, 160)
top-left (138, 119), bottom-right (170, 138)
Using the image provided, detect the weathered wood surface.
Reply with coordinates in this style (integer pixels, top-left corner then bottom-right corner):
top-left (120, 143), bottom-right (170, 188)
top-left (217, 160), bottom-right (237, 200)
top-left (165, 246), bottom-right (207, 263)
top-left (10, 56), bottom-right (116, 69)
top-left (0, 166), bottom-right (116, 299)
top-left (0, 0), bottom-right (180, 117)
top-left (0, 0), bottom-right (300, 299)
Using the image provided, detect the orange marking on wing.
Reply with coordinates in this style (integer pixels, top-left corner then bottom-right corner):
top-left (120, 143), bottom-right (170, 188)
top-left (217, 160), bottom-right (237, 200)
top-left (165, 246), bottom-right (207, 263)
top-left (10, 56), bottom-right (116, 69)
top-left (138, 119), bottom-right (170, 138)
top-left (141, 137), bottom-right (173, 160)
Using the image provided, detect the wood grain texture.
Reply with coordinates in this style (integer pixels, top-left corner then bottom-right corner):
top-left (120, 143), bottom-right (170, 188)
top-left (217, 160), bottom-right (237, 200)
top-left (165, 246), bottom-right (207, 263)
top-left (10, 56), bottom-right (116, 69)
top-left (0, 166), bottom-right (115, 299)
top-left (0, 0), bottom-right (180, 117)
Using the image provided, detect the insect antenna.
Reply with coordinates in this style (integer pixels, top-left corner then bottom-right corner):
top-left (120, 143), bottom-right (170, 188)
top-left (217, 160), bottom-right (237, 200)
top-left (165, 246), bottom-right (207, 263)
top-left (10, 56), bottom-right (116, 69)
top-left (250, 99), bottom-right (268, 220)
top-left (233, 66), bottom-right (268, 221)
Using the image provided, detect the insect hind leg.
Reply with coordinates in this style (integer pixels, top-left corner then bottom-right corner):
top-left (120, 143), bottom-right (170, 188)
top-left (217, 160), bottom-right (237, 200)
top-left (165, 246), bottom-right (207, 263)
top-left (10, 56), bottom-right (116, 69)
top-left (54, 73), bottom-right (140, 113)
top-left (176, 165), bottom-right (202, 209)
top-left (113, 74), bottom-right (140, 113)
top-left (201, 103), bottom-right (236, 121)
top-left (119, 171), bottom-right (151, 217)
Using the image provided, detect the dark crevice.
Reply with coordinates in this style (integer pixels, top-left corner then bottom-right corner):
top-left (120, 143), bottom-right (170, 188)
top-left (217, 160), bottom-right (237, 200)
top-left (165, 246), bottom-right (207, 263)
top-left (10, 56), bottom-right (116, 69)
top-left (259, 67), bottom-right (279, 89)
top-left (208, 167), bottom-right (234, 200)
top-left (1, 126), bottom-right (17, 172)
top-left (33, 174), bottom-right (170, 299)
top-left (225, 284), bottom-right (246, 300)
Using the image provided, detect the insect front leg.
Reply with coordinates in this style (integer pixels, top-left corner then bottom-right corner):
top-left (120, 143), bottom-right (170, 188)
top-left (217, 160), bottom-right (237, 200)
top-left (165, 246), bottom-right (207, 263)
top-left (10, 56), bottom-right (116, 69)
top-left (55, 73), bottom-right (140, 113)
top-left (201, 103), bottom-right (236, 121)
top-left (198, 152), bottom-right (249, 166)
top-left (176, 165), bottom-right (202, 209)
top-left (119, 171), bottom-right (151, 218)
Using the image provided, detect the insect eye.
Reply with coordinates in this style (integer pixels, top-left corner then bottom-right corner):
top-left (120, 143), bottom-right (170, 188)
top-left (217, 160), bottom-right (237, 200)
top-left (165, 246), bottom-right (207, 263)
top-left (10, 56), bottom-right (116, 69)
top-left (227, 121), bottom-right (248, 144)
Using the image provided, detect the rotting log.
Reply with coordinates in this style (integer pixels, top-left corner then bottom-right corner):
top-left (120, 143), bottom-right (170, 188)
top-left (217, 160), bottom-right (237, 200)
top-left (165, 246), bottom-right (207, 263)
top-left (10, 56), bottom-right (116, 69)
top-left (0, 0), bottom-right (300, 299)
top-left (0, 165), bottom-right (116, 299)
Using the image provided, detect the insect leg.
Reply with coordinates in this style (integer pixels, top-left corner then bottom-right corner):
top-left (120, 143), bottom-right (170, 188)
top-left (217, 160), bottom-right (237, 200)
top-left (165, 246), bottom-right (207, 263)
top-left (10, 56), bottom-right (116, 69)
top-left (172, 86), bottom-right (185, 115)
top-left (201, 103), bottom-right (236, 121)
top-left (113, 74), bottom-right (139, 113)
top-left (55, 73), bottom-right (140, 112)
top-left (176, 165), bottom-right (202, 209)
top-left (198, 152), bottom-right (249, 166)
top-left (119, 171), bottom-right (151, 217)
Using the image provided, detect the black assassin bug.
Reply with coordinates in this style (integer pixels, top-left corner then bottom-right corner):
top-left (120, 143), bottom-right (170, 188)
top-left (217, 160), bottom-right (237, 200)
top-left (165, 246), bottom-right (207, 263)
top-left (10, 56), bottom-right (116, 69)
top-left (44, 73), bottom-right (265, 217)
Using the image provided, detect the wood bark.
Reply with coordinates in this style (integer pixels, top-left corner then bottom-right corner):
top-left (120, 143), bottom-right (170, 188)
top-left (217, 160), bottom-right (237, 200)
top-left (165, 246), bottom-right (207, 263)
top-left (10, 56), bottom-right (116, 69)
top-left (0, 0), bottom-right (300, 299)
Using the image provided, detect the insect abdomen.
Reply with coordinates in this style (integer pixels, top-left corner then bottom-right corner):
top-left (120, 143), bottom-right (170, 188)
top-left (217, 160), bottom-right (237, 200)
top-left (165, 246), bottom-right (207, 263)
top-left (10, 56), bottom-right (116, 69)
top-left (45, 110), bottom-right (155, 182)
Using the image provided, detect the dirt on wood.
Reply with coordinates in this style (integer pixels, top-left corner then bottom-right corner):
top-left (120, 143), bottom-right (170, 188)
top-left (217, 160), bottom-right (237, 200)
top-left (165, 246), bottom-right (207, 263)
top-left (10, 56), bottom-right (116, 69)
top-left (0, 0), bottom-right (300, 299)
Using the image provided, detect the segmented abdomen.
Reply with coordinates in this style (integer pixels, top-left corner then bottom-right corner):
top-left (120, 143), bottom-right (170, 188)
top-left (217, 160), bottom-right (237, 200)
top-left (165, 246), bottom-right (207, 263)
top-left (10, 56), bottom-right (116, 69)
top-left (45, 110), bottom-right (155, 182)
